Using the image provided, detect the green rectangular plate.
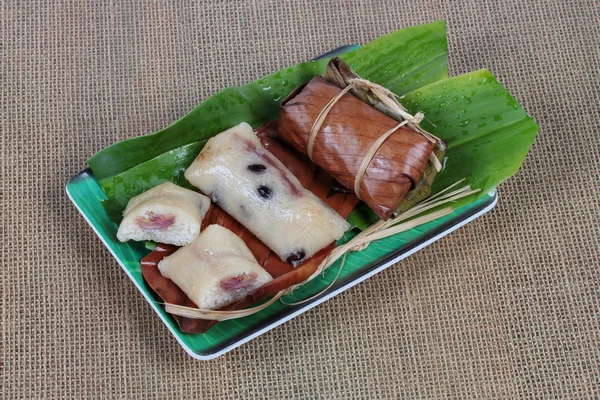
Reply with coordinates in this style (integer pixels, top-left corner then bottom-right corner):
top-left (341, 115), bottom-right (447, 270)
top-left (67, 168), bottom-right (497, 359)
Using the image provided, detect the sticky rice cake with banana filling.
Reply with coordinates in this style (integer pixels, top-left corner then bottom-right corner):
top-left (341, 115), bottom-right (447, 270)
top-left (117, 182), bottom-right (211, 246)
top-left (184, 122), bottom-right (350, 266)
top-left (158, 224), bottom-right (273, 310)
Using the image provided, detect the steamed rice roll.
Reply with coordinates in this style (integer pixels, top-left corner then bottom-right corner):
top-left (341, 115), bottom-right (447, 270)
top-left (158, 224), bottom-right (273, 310)
top-left (184, 122), bottom-right (350, 266)
top-left (117, 182), bottom-right (210, 246)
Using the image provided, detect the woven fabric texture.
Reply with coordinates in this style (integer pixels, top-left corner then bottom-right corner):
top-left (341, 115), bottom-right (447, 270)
top-left (2, 0), bottom-right (599, 398)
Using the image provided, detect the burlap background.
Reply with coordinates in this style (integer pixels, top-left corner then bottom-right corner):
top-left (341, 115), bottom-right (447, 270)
top-left (2, 0), bottom-right (599, 398)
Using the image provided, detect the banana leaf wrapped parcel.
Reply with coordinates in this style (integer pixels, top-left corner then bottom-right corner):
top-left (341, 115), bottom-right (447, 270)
top-left (278, 60), bottom-right (440, 220)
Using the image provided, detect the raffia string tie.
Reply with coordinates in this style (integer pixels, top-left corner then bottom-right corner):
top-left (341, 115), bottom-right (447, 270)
top-left (353, 120), bottom-right (407, 200)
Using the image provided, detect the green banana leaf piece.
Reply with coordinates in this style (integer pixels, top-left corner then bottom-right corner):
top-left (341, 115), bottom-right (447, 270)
top-left (88, 20), bottom-right (449, 221)
top-left (347, 69), bottom-right (538, 230)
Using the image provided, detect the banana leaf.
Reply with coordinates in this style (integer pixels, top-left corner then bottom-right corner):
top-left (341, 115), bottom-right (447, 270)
top-left (347, 69), bottom-right (538, 229)
top-left (88, 20), bottom-right (449, 221)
